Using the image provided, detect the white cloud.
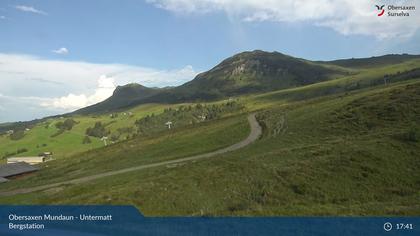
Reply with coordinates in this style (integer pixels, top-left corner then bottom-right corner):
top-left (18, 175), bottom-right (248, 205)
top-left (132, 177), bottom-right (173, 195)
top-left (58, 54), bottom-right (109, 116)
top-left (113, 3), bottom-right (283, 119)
top-left (15, 5), bottom-right (47, 15)
top-left (52, 47), bottom-right (69, 55)
top-left (41, 75), bottom-right (116, 110)
top-left (98, 74), bottom-right (115, 88)
top-left (146, 0), bottom-right (420, 39)
top-left (0, 53), bottom-right (198, 121)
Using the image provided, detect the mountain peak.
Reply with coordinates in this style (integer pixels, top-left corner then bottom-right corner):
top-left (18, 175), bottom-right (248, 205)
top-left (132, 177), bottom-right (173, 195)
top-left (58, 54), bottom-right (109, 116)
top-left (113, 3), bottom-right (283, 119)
top-left (75, 83), bottom-right (160, 114)
top-left (75, 50), bottom-right (344, 114)
top-left (113, 83), bottom-right (149, 95)
top-left (185, 49), bottom-right (336, 94)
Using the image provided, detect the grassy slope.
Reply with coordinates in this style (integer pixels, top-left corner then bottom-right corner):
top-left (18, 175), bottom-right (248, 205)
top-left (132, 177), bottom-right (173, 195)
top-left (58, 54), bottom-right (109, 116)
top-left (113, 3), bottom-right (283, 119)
top-left (0, 59), bottom-right (419, 216)
top-left (0, 101), bottom-right (243, 162)
top-left (4, 79), bottom-right (416, 216)
top-left (246, 58), bottom-right (420, 110)
top-left (0, 103), bottom-right (176, 161)
top-left (1, 58), bottom-right (417, 160)
top-left (0, 114), bottom-right (249, 191)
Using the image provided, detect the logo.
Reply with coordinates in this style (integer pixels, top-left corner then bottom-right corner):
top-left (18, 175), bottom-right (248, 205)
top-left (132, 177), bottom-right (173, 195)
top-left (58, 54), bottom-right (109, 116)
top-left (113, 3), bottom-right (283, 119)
top-left (375, 5), bottom-right (385, 16)
top-left (375, 3), bottom-right (416, 17)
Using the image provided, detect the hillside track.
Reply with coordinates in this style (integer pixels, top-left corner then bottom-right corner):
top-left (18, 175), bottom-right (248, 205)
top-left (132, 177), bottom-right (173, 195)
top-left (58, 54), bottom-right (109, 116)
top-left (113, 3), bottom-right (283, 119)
top-left (0, 113), bottom-right (262, 197)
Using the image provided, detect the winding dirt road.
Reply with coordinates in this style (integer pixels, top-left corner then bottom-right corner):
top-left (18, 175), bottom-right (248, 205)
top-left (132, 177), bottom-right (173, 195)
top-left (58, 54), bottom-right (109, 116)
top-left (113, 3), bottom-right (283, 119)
top-left (0, 113), bottom-right (262, 197)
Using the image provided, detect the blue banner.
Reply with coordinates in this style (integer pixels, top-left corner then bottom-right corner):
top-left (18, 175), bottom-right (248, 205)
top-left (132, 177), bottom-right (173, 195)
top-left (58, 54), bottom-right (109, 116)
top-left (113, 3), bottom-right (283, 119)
top-left (0, 206), bottom-right (418, 236)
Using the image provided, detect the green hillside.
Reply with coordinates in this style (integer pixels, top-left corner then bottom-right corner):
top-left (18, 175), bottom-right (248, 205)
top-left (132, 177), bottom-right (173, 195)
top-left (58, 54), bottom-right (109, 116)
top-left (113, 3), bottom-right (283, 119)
top-left (0, 103), bottom-right (173, 161)
top-left (1, 80), bottom-right (419, 215)
top-left (0, 52), bottom-right (419, 216)
top-left (73, 51), bottom-right (420, 115)
top-left (0, 100), bottom-right (245, 162)
top-left (72, 50), bottom-right (347, 114)
top-left (0, 113), bottom-right (250, 190)
top-left (174, 50), bottom-right (345, 99)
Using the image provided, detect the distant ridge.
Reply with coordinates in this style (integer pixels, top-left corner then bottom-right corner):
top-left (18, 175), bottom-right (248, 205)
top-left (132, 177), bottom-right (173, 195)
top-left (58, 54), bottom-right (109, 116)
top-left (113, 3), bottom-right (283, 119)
top-left (320, 54), bottom-right (420, 69)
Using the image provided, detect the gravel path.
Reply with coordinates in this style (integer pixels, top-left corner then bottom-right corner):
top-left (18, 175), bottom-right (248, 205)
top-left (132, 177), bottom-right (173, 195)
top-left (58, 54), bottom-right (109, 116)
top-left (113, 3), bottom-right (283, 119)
top-left (0, 113), bottom-right (262, 197)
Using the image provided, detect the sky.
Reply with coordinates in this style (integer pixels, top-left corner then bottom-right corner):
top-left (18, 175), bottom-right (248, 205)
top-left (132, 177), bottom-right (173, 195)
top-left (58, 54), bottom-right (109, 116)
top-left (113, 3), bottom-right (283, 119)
top-left (0, 0), bottom-right (419, 122)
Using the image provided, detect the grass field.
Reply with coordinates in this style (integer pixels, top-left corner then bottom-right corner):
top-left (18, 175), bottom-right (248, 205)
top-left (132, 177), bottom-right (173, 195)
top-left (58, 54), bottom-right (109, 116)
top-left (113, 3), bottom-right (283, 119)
top-left (0, 59), bottom-right (419, 216)
top-left (0, 114), bottom-right (249, 191)
top-left (0, 103), bottom-right (181, 161)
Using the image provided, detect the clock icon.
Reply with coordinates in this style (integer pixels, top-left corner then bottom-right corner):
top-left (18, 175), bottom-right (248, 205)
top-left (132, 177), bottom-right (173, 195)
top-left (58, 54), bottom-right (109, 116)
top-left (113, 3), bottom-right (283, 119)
top-left (384, 222), bottom-right (393, 232)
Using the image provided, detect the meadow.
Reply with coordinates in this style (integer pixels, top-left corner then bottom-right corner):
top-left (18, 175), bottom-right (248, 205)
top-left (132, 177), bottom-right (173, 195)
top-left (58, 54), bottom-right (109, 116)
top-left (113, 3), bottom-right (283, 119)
top-left (0, 59), bottom-right (419, 216)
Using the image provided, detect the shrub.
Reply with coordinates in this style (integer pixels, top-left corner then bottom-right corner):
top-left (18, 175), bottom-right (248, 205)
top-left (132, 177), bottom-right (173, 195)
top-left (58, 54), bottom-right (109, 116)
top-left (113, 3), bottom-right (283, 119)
top-left (16, 148), bottom-right (28, 154)
top-left (117, 127), bottom-right (134, 134)
top-left (135, 101), bottom-right (244, 135)
top-left (10, 130), bottom-right (25, 140)
top-left (55, 121), bottom-right (64, 129)
top-left (51, 129), bottom-right (66, 138)
top-left (110, 134), bottom-right (120, 142)
top-left (82, 136), bottom-right (92, 144)
top-left (86, 122), bottom-right (109, 138)
top-left (2, 151), bottom-right (16, 159)
top-left (55, 118), bottom-right (77, 131)
top-left (407, 127), bottom-right (418, 142)
top-left (51, 119), bottom-right (78, 137)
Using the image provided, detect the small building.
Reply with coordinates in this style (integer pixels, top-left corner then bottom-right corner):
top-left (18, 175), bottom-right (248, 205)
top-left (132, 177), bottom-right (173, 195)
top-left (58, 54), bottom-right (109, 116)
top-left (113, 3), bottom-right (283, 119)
top-left (7, 156), bottom-right (46, 165)
top-left (0, 162), bottom-right (39, 183)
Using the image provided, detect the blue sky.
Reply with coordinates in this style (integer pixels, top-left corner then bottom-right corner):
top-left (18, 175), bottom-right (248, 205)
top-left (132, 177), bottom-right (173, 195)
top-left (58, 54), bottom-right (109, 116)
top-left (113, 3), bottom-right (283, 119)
top-left (0, 0), bottom-right (419, 122)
